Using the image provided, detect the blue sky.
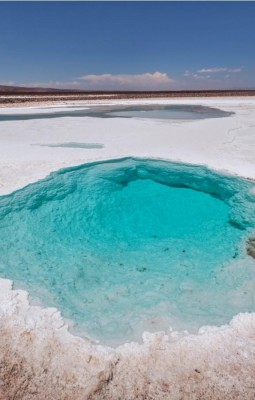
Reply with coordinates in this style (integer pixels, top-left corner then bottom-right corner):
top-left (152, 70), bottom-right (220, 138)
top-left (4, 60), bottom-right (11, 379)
top-left (0, 2), bottom-right (254, 90)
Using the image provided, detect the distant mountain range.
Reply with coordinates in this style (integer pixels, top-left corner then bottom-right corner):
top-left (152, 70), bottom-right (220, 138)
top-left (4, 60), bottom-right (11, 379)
top-left (0, 85), bottom-right (78, 94)
top-left (0, 84), bottom-right (254, 97)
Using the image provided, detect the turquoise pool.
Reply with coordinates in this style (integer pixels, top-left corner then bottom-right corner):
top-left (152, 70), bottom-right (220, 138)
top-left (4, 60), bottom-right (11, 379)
top-left (0, 158), bottom-right (254, 345)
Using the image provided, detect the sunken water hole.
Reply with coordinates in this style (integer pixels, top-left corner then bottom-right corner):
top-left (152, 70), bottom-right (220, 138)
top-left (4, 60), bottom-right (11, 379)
top-left (0, 158), bottom-right (255, 346)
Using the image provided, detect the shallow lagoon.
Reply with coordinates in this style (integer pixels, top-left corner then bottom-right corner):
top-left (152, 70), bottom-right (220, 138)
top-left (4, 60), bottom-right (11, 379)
top-left (0, 104), bottom-right (233, 122)
top-left (0, 158), bottom-right (254, 346)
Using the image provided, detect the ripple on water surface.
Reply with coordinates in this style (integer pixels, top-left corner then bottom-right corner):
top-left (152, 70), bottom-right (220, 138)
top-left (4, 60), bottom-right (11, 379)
top-left (0, 158), bottom-right (255, 346)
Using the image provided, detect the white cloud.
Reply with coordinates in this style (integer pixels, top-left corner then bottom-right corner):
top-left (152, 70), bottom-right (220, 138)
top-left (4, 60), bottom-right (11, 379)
top-left (77, 72), bottom-right (175, 89)
top-left (197, 67), bottom-right (241, 74)
top-left (198, 67), bottom-right (227, 73)
top-left (227, 68), bottom-right (242, 73)
top-left (10, 72), bottom-right (174, 91)
top-left (23, 80), bottom-right (81, 88)
top-left (183, 67), bottom-right (243, 86)
top-left (184, 70), bottom-right (191, 77)
top-left (184, 71), bottom-right (211, 80)
top-left (0, 80), bottom-right (16, 86)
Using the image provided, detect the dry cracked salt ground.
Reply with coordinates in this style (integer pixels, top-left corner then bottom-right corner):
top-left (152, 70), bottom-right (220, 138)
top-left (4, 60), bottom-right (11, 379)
top-left (0, 97), bottom-right (255, 399)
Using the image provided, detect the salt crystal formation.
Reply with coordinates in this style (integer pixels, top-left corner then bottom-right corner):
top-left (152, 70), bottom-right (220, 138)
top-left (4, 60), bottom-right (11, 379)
top-left (0, 279), bottom-right (254, 399)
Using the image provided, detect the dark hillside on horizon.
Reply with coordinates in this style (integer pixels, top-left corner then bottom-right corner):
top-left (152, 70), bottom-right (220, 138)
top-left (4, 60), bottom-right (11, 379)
top-left (0, 85), bottom-right (254, 104)
top-left (0, 85), bottom-right (79, 95)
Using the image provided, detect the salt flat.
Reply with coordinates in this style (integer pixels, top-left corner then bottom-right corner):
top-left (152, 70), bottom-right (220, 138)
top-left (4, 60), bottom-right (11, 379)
top-left (0, 97), bottom-right (255, 195)
top-left (0, 97), bottom-right (255, 399)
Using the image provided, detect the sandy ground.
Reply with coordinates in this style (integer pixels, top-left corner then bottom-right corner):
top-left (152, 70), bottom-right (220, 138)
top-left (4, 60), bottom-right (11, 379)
top-left (0, 97), bottom-right (255, 399)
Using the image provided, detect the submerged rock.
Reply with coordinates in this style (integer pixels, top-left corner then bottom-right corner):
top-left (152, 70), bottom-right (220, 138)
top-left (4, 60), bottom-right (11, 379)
top-left (247, 237), bottom-right (255, 259)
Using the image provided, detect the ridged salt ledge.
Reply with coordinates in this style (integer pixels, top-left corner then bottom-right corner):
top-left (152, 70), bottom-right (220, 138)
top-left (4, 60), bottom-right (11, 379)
top-left (0, 278), bottom-right (255, 399)
top-left (0, 97), bottom-right (255, 399)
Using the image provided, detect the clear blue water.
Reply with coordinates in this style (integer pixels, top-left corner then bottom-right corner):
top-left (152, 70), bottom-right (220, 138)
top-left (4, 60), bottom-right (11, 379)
top-left (0, 104), bottom-right (233, 122)
top-left (0, 158), bottom-right (254, 346)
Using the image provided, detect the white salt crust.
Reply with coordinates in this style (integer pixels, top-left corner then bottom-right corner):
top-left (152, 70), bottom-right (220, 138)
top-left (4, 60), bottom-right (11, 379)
top-left (0, 279), bottom-right (254, 399)
top-left (0, 97), bottom-right (255, 399)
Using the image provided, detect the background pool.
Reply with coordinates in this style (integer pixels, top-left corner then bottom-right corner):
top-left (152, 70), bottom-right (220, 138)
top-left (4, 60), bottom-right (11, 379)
top-left (0, 104), bottom-right (233, 122)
